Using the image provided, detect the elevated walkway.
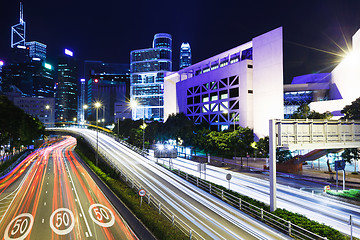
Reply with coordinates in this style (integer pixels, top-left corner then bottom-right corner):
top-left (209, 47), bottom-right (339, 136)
top-left (298, 149), bottom-right (343, 163)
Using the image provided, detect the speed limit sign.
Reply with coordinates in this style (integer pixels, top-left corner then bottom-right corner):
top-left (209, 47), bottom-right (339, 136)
top-left (138, 189), bottom-right (146, 197)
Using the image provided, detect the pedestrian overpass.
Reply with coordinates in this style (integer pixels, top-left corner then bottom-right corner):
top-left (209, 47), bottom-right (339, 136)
top-left (269, 119), bottom-right (360, 211)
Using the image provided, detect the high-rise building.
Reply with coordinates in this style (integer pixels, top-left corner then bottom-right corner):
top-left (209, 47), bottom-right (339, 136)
top-left (83, 61), bottom-right (130, 122)
top-left (11, 2), bottom-right (26, 48)
top-left (25, 41), bottom-right (46, 62)
top-left (130, 33), bottom-right (172, 121)
top-left (87, 73), bottom-right (130, 124)
top-left (180, 42), bottom-right (192, 69)
top-left (56, 49), bottom-right (78, 122)
top-left (1, 59), bottom-right (55, 97)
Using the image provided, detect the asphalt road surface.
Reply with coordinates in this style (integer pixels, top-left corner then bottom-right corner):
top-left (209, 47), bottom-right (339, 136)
top-left (0, 137), bottom-right (138, 240)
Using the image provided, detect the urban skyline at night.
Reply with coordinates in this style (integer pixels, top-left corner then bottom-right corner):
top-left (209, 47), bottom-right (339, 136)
top-left (1, 1), bottom-right (360, 82)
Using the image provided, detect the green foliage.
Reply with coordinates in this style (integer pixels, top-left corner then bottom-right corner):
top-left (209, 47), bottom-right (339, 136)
top-left (291, 104), bottom-right (332, 119)
top-left (255, 137), bottom-right (269, 158)
top-left (341, 97), bottom-right (360, 120)
top-left (342, 148), bottom-right (360, 165)
top-left (0, 96), bottom-right (44, 152)
top-left (327, 189), bottom-right (360, 201)
top-left (75, 137), bottom-right (187, 240)
top-left (276, 148), bottom-right (293, 163)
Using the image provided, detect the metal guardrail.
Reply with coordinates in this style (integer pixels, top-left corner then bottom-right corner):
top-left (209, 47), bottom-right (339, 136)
top-left (75, 130), bottom-right (205, 240)
top-left (173, 169), bottom-right (327, 240)
top-left (50, 127), bottom-right (328, 240)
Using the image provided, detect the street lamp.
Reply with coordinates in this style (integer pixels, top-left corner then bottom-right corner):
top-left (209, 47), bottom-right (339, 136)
top-left (130, 100), bottom-right (146, 151)
top-left (83, 104), bottom-right (88, 123)
top-left (94, 101), bottom-right (102, 166)
top-left (45, 105), bottom-right (53, 127)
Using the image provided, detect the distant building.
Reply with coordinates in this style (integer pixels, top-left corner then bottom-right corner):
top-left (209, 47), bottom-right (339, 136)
top-left (5, 92), bottom-right (55, 126)
top-left (164, 27), bottom-right (284, 139)
top-left (130, 33), bottom-right (172, 121)
top-left (1, 59), bottom-right (55, 98)
top-left (56, 49), bottom-right (78, 122)
top-left (26, 41), bottom-right (46, 62)
top-left (10, 45), bottom-right (31, 64)
top-left (87, 73), bottom-right (130, 124)
top-left (83, 61), bottom-right (130, 123)
top-left (179, 42), bottom-right (191, 69)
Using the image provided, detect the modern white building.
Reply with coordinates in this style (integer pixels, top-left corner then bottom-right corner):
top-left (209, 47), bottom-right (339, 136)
top-left (284, 28), bottom-right (360, 118)
top-left (164, 27), bottom-right (284, 139)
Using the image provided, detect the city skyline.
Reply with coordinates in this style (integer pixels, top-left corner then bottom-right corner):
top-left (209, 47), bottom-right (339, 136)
top-left (1, 1), bottom-right (360, 82)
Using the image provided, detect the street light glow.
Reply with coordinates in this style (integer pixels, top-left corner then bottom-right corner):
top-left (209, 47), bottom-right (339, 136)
top-left (83, 104), bottom-right (88, 110)
top-left (45, 105), bottom-right (50, 110)
top-left (157, 144), bottom-right (164, 150)
top-left (94, 102), bottom-right (102, 108)
top-left (130, 100), bottom-right (138, 109)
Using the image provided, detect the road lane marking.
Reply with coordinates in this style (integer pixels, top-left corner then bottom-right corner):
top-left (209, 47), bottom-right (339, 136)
top-left (42, 218), bottom-right (44, 223)
top-left (46, 191), bottom-right (48, 194)
top-left (44, 202), bottom-right (46, 206)
top-left (64, 160), bottom-right (92, 237)
top-left (85, 232), bottom-right (89, 237)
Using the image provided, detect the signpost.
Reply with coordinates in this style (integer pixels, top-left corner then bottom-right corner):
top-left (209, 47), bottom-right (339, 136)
top-left (335, 160), bottom-right (346, 191)
top-left (226, 173), bottom-right (232, 190)
top-left (138, 189), bottom-right (146, 207)
top-left (198, 163), bottom-right (206, 179)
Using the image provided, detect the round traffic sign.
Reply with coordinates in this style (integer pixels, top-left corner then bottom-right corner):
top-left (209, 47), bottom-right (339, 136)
top-left (4, 213), bottom-right (34, 240)
top-left (226, 173), bottom-right (232, 181)
top-left (138, 189), bottom-right (146, 197)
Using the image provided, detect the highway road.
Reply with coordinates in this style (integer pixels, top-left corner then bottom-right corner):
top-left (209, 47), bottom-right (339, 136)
top-left (0, 137), bottom-right (137, 240)
top-left (58, 128), bottom-right (292, 240)
top-left (164, 155), bottom-right (360, 238)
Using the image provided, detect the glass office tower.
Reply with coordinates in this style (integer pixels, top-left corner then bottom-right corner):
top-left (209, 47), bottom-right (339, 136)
top-left (130, 33), bottom-right (172, 121)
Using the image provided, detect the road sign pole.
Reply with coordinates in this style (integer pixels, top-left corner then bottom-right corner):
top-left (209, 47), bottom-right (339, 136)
top-left (336, 170), bottom-right (338, 191)
top-left (343, 170), bottom-right (346, 191)
top-left (140, 197), bottom-right (143, 207)
top-left (269, 119), bottom-right (277, 212)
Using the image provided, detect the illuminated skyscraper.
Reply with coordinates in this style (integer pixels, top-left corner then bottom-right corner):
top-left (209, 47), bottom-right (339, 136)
top-left (179, 42), bottom-right (191, 69)
top-left (56, 49), bottom-right (78, 122)
top-left (26, 41), bottom-right (46, 61)
top-left (130, 33), bottom-right (172, 121)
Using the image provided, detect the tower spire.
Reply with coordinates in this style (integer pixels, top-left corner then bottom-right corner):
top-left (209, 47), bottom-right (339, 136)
top-left (11, 1), bottom-right (26, 48)
top-left (20, 2), bottom-right (24, 23)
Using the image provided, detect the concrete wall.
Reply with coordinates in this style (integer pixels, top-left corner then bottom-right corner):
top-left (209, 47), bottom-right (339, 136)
top-left (252, 27), bottom-right (284, 140)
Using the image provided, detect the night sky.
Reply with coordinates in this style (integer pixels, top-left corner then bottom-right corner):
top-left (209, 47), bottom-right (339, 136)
top-left (1, 0), bottom-right (360, 83)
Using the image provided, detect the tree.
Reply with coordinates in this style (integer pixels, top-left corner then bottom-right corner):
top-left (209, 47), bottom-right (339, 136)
top-left (255, 137), bottom-right (269, 158)
top-left (342, 148), bottom-right (360, 172)
top-left (341, 97), bottom-right (360, 119)
top-left (291, 104), bottom-right (332, 119)
top-left (0, 96), bottom-right (44, 153)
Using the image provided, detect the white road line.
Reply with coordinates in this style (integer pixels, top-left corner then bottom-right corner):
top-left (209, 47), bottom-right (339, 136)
top-left (44, 202), bottom-right (46, 206)
top-left (64, 159), bottom-right (92, 237)
top-left (85, 232), bottom-right (89, 237)
top-left (42, 218), bottom-right (44, 223)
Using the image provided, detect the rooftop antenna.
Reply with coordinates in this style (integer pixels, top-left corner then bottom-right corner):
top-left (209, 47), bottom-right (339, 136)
top-left (11, 1), bottom-right (26, 48)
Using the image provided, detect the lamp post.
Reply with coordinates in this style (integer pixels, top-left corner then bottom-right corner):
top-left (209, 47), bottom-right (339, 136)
top-left (45, 105), bottom-right (53, 127)
top-left (94, 102), bottom-right (102, 166)
top-left (130, 100), bottom-right (146, 151)
top-left (83, 104), bottom-right (88, 124)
